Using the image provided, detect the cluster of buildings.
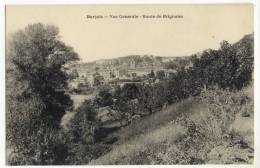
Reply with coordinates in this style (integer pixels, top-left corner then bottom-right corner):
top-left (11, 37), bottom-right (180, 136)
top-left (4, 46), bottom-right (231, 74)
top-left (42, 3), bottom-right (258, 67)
top-left (67, 58), bottom-right (191, 91)
top-left (68, 66), bottom-right (174, 90)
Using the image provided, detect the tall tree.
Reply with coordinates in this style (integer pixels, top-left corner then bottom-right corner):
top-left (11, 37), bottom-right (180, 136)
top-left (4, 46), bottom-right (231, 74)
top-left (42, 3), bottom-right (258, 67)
top-left (6, 23), bottom-right (79, 164)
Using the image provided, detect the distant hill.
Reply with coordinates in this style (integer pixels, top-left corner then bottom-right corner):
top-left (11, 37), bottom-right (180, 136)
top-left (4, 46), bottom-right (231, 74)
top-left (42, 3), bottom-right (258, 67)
top-left (233, 33), bottom-right (253, 48)
top-left (69, 33), bottom-right (253, 75)
top-left (233, 34), bottom-right (254, 59)
top-left (69, 55), bottom-right (191, 74)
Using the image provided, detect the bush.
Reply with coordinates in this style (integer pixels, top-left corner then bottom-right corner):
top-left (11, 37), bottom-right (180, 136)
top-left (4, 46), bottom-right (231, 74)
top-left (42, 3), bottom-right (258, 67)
top-left (67, 100), bottom-right (97, 144)
top-left (65, 142), bottom-right (110, 165)
top-left (8, 128), bottom-right (68, 165)
top-left (64, 99), bottom-right (111, 164)
top-left (162, 86), bottom-right (254, 164)
top-left (94, 88), bottom-right (113, 107)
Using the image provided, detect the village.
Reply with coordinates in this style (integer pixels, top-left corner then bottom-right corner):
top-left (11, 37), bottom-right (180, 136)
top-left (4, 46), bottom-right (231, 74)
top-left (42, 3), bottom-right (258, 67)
top-left (62, 56), bottom-right (192, 133)
top-left (67, 56), bottom-right (185, 91)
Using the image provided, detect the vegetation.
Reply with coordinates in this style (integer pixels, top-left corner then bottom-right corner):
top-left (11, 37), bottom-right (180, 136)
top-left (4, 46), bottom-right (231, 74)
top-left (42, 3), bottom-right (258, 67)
top-left (94, 87), bottom-right (114, 107)
top-left (6, 23), bottom-right (79, 165)
top-left (95, 35), bottom-right (254, 121)
top-left (191, 39), bottom-right (253, 90)
top-left (6, 22), bottom-right (254, 165)
top-left (156, 70), bottom-right (166, 80)
top-left (89, 34), bottom-right (254, 164)
top-left (68, 69), bottom-right (79, 80)
top-left (90, 86), bottom-right (254, 164)
top-left (163, 57), bottom-right (191, 70)
top-left (64, 100), bottom-right (108, 164)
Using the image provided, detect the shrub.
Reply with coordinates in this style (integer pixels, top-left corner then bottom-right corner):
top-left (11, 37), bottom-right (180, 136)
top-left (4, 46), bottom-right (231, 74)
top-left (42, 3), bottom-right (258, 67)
top-left (65, 142), bottom-right (110, 165)
top-left (67, 100), bottom-right (97, 144)
top-left (8, 128), bottom-right (68, 165)
top-left (94, 87), bottom-right (113, 107)
top-left (163, 86), bottom-right (254, 164)
top-left (64, 99), bottom-right (111, 164)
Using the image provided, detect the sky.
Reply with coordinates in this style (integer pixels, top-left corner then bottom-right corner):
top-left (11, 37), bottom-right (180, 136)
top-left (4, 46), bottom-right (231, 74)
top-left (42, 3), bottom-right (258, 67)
top-left (6, 4), bottom-right (253, 62)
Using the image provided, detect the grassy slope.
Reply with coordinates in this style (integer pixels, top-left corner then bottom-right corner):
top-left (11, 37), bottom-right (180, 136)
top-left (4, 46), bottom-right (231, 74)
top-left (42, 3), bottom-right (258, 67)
top-left (89, 97), bottom-right (203, 164)
top-left (206, 85), bottom-right (254, 164)
top-left (89, 85), bottom-right (254, 165)
top-left (111, 97), bottom-right (202, 145)
top-left (230, 84), bottom-right (254, 148)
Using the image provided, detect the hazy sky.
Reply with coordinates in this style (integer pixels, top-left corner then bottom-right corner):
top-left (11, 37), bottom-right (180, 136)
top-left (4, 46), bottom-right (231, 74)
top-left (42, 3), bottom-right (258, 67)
top-left (6, 5), bottom-right (253, 62)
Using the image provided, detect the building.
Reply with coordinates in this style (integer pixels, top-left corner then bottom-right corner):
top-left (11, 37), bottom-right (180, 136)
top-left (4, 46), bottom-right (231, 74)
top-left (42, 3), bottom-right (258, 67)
top-left (165, 69), bottom-right (177, 78)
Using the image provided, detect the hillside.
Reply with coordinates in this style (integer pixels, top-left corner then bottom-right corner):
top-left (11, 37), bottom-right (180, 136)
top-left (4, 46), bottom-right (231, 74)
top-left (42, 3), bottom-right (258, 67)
top-left (89, 84), bottom-right (254, 165)
top-left (69, 55), bottom-right (191, 74)
top-left (89, 97), bottom-right (198, 165)
top-left (62, 33), bottom-right (254, 165)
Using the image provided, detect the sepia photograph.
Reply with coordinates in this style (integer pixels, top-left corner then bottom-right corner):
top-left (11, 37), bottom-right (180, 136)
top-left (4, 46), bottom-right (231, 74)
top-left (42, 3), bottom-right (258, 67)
top-left (5, 4), bottom-right (255, 165)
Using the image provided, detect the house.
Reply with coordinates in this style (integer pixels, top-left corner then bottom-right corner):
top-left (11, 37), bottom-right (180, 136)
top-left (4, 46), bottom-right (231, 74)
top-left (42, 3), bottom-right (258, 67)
top-left (96, 106), bottom-right (118, 122)
top-left (165, 69), bottom-right (177, 77)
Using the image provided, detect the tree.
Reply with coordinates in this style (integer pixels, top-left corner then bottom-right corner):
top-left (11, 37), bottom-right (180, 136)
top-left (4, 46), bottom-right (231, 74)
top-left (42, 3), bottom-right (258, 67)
top-left (191, 38), bottom-right (253, 90)
top-left (156, 70), bottom-right (165, 80)
top-left (121, 83), bottom-right (142, 101)
top-left (93, 74), bottom-right (104, 86)
top-left (149, 70), bottom-right (155, 78)
top-left (69, 100), bottom-right (97, 143)
top-left (164, 60), bottom-right (178, 70)
top-left (94, 88), bottom-right (113, 107)
top-left (68, 69), bottom-right (79, 80)
top-left (65, 100), bottom-right (100, 164)
top-left (95, 67), bottom-right (99, 72)
top-left (6, 23), bottom-right (79, 165)
top-left (139, 84), bottom-right (155, 114)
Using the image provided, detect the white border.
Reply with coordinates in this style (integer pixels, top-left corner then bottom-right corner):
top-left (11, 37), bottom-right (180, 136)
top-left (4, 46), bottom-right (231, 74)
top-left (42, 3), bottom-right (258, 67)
top-left (2, 0), bottom-right (256, 5)
top-left (0, 1), bottom-right (5, 166)
top-left (0, 0), bottom-right (259, 168)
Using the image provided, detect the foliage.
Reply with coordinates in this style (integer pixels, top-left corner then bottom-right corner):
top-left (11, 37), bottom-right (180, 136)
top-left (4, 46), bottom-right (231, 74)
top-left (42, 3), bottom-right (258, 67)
top-left (66, 142), bottom-right (109, 165)
top-left (88, 34), bottom-right (253, 165)
top-left (94, 87), bottom-right (113, 107)
top-left (68, 69), bottom-right (79, 80)
top-left (89, 98), bottom-right (196, 165)
top-left (93, 74), bottom-right (104, 86)
top-left (148, 70), bottom-right (155, 78)
top-left (163, 57), bottom-right (191, 70)
top-left (191, 37), bottom-right (253, 90)
top-left (8, 127), bottom-right (69, 165)
top-left (68, 100), bottom-right (97, 144)
top-left (6, 22), bottom-right (253, 165)
top-left (83, 34), bottom-right (253, 135)
top-left (160, 35), bottom-right (253, 105)
top-left (163, 87), bottom-right (254, 164)
top-left (156, 70), bottom-right (165, 80)
top-left (64, 99), bottom-right (104, 164)
top-left (6, 23), bottom-right (78, 165)
top-left (91, 86), bottom-right (253, 165)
